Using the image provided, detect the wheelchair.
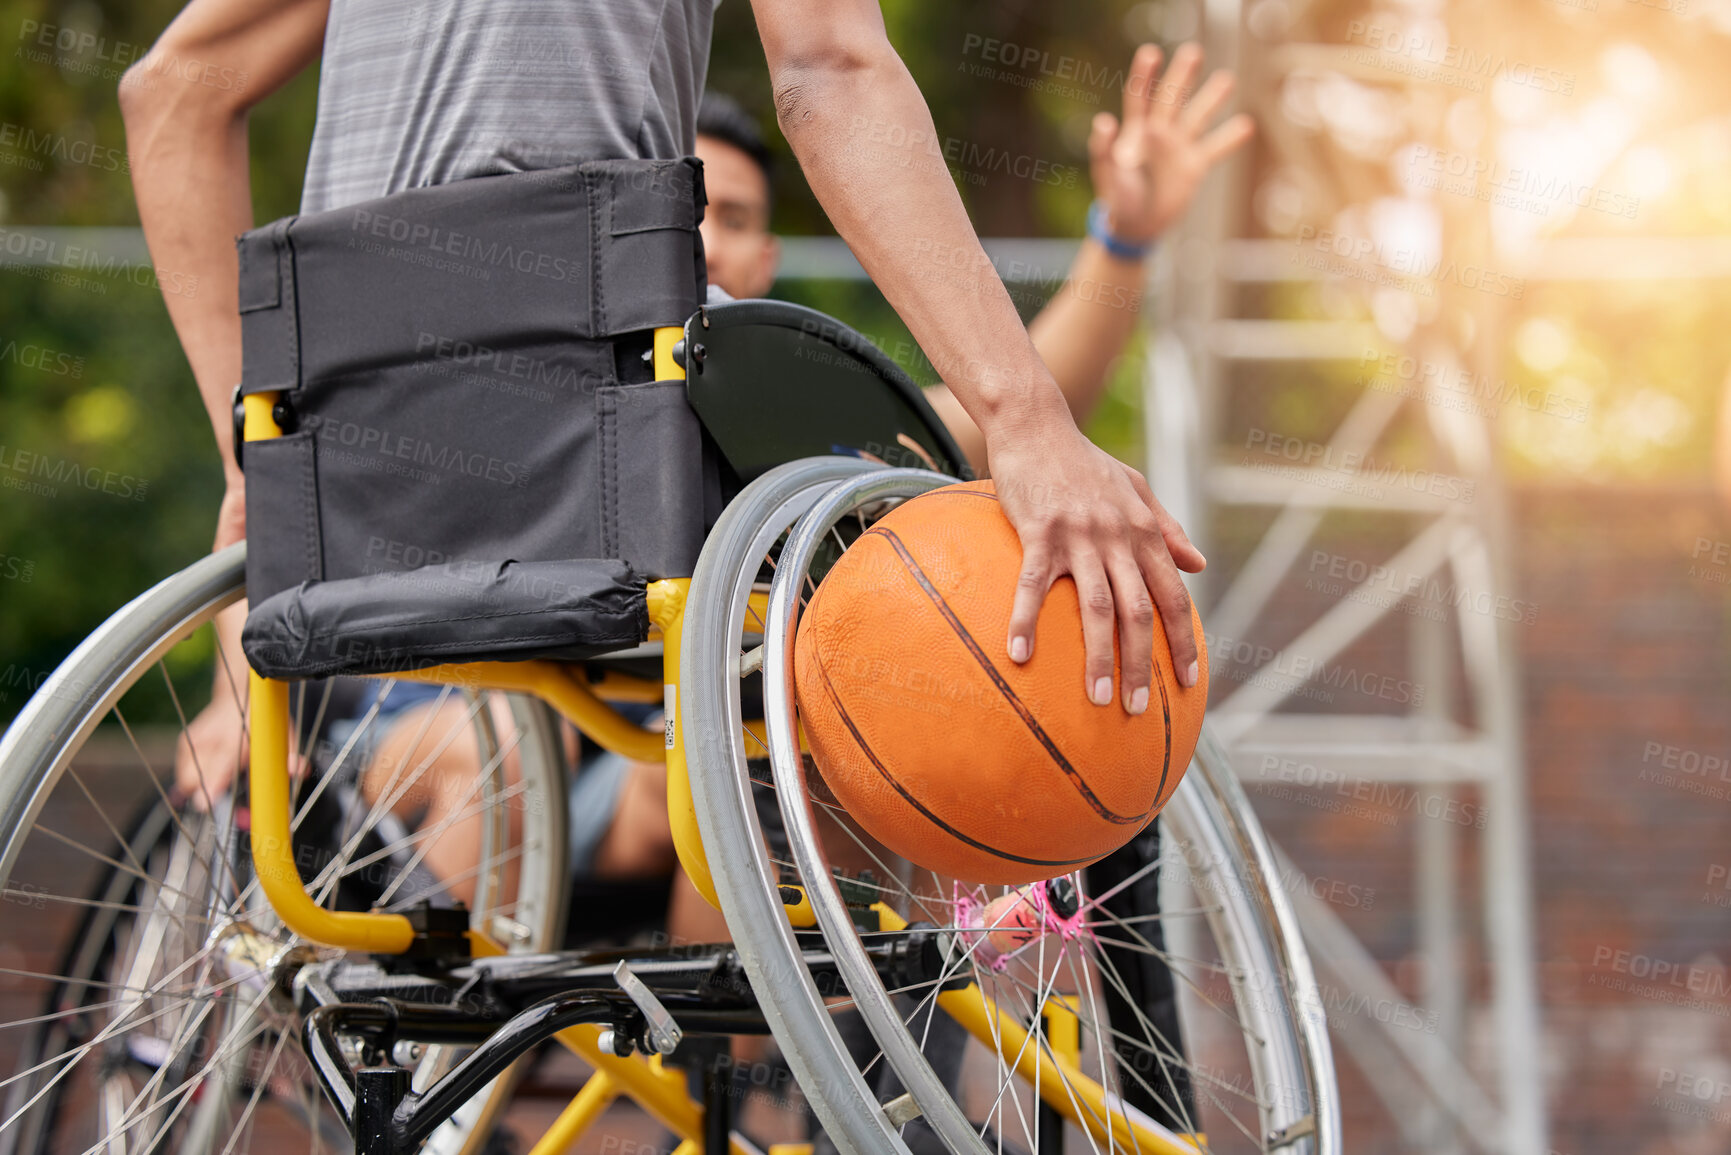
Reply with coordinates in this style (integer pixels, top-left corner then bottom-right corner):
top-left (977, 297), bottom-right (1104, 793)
top-left (0, 301), bottom-right (1337, 1155)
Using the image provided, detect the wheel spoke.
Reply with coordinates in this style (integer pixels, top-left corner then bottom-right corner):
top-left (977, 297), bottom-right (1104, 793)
top-left (369, 729), bottom-right (526, 907)
top-left (976, 937), bottom-right (1062, 1155)
top-left (214, 1019), bottom-right (297, 1155)
top-left (298, 688), bottom-right (473, 907)
top-left (155, 660), bottom-right (246, 891)
top-left (0, 888), bottom-right (219, 930)
top-left (1082, 932), bottom-right (1277, 1146)
top-left (318, 688), bottom-right (470, 882)
top-left (1, 556), bottom-right (566, 1155)
top-left (1089, 934), bottom-right (1233, 976)
top-left (1, 948), bottom-right (247, 1109)
top-left (1089, 904), bottom-right (1259, 1039)
top-left (29, 825), bottom-right (222, 918)
top-left (809, 811), bottom-right (950, 927)
top-left (382, 841), bottom-right (529, 913)
top-left (108, 706), bottom-right (250, 918)
top-left (289, 681), bottom-right (399, 831)
top-left (1077, 905), bottom-right (1221, 930)
top-left (86, 988), bottom-right (275, 1155)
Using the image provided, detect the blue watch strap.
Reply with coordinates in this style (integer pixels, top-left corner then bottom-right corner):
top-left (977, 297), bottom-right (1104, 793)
top-left (1087, 200), bottom-right (1155, 262)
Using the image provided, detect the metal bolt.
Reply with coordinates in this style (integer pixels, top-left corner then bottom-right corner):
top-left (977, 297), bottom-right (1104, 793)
top-left (1044, 877), bottom-right (1080, 920)
top-left (491, 915), bottom-right (533, 944)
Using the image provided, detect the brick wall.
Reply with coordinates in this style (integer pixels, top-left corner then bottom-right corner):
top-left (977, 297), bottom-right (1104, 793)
top-left (1223, 482), bottom-right (1731, 1152)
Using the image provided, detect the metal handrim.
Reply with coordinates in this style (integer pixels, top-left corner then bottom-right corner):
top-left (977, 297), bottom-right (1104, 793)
top-left (753, 467), bottom-right (1336, 1155)
top-left (683, 456), bottom-right (914, 1155)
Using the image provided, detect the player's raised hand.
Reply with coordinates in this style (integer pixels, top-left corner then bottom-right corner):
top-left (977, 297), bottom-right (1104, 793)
top-left (1088, 42), bottom-right (1254, 245)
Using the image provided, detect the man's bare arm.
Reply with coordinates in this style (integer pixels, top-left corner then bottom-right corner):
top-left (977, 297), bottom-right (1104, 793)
top-left (122, 0), bottom-right (329, 805)
top-left (752, 0), bottom-right (1204, 708)
top-left (923, 235), bottom-right (1153, 479)
top-left (120, 0), bottom-right (329, 550)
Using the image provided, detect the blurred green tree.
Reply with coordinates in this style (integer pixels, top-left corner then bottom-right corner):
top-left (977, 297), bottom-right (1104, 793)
top-left (8, 0), bottom-right (1722, 726)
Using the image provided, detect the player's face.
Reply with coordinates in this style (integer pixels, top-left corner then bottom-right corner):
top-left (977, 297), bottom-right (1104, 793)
top-left (696, 134), bottom-right (779, 300)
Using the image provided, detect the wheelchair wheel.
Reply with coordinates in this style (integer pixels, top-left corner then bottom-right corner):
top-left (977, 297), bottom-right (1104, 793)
top-left (0, 545), bottom-right (570, 1155)
top-left (684, 462), bottom-right (1337, 1155)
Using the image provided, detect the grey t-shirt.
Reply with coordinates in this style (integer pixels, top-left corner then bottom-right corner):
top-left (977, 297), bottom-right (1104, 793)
top-left (300, 0), bottom-right (716, 215)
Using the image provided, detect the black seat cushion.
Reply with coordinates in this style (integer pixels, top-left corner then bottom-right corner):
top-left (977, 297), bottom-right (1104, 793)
top-left (242, 558), bottom-right (647, 680)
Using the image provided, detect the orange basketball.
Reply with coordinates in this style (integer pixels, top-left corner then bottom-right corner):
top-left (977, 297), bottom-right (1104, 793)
top-left (793, 480), bottom-right (1208, 885)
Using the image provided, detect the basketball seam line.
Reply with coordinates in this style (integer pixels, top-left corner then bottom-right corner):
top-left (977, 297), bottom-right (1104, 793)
top-left (867, 524), bottom-right (1150, 825)
top-left (813, 658), bottom-right (1104, 869)
top-left (944, 484), bottom-right (1169, 799)
top-left (1150, 652), bottom-right (1173, 803)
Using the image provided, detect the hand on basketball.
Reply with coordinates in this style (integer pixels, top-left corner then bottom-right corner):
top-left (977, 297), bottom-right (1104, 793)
top-left (1088, 43), bottom-right (1254, 246)
top-left (990, 419), bottom-right (1205, 713)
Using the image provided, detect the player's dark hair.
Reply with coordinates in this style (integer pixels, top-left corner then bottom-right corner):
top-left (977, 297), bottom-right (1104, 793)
top-left (697, 90), bottom-right (774, 214)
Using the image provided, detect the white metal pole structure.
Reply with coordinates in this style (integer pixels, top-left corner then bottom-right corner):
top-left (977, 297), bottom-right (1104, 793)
top-left (1145, 0), bottom-right (1548, 1151)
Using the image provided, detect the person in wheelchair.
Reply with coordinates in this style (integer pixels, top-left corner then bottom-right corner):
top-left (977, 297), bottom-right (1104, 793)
top-left (68, 8), bottom-right (1298, 1148)
top-left (145, 40), bottom-right (1250, 944)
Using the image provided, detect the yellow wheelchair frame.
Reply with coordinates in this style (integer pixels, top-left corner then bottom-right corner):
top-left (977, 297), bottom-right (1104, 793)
top-left (240, 326), bottom-right (1200, 1155)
